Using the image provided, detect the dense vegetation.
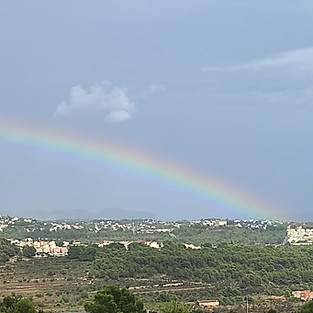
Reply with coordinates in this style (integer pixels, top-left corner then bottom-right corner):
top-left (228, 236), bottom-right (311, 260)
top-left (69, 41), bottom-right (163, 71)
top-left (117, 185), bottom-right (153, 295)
top-left (0, 239), bottom-right (19, 262)
top-left (69, 242), bottom-right (313, 302)
top-left (299, 301), bottom-right (313, 313)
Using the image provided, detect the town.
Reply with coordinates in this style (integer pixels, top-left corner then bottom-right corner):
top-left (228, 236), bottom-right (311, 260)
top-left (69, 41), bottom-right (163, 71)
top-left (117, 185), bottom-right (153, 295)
top-left (0, 214), bottom-right (286, 237)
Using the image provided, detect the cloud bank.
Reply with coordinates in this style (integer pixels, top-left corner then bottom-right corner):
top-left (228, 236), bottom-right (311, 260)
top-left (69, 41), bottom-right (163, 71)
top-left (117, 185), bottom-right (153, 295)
top-left (55, 81), bottom-right (136, 122)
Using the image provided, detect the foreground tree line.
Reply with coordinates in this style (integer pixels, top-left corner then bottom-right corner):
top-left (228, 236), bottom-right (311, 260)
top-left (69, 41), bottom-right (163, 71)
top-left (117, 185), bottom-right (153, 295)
top-left (0, 287), bottom-right (191, 313)
top-left (1, 285), bottom-right (313, 313)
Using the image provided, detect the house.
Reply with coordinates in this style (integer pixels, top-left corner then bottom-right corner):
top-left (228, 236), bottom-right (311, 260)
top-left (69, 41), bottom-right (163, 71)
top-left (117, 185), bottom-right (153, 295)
top-left (184, 243), bottom-right (201, 250)
top-left (217, 220), bottom-right (227, 227)
top-left (292, 290), bottom-right (311, 301)
top-left (147, 241), bottom-right (161, 250)
top-left (51, 246), bottom-right (68, 256)
top-left (301, 290), bottom-right (311, 301)
top-left (196, 300), bottom-right (220, 308)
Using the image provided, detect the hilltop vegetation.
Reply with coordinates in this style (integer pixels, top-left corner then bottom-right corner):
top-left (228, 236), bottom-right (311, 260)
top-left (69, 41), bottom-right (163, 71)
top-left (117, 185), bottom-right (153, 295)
top-left (78, 243), bottom-right (313, 290)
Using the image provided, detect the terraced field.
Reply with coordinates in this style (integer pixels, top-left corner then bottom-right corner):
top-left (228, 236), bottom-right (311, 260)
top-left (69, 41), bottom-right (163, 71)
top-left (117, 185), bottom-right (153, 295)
top-left (0, 257), bottom-right (93, 311)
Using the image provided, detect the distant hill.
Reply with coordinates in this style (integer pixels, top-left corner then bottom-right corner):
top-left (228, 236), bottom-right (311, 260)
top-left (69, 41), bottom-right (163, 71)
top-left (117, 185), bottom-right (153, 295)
top-left (1, 208), bottom-right (155, 220)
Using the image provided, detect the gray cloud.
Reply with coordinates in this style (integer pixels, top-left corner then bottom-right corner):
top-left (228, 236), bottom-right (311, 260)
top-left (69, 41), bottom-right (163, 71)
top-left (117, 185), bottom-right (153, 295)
top-left (55, 81), bottom-right (136, 122)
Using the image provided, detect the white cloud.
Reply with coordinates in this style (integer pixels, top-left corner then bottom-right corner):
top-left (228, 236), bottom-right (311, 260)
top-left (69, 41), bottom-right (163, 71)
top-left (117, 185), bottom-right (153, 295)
top-left (202, 47), bottom-right (313, 72)
top-left (55, 81), bottom-right (136, 122)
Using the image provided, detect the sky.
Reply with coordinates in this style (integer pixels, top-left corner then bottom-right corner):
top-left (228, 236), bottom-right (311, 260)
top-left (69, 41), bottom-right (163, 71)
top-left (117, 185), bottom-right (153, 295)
top-left (1, 1), bottom-right (313, 221)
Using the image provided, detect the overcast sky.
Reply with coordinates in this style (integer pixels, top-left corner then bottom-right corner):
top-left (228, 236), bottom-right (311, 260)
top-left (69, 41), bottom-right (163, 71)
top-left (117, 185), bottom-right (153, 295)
top-left (1, 1), bottom-right (313, 221)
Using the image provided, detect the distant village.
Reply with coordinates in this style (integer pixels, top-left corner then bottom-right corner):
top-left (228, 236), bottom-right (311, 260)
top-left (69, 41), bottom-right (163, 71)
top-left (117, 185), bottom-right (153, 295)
top-left (1, 214), bottom-right (313, 256)
top-left (10, 236), bottom-right (206, 258)
top-left (0, 214), bottom-right (285, 235)
top-left (12, 238), bottom-right (69, 257)
top-left (285, 225), bottom-right (313, 245)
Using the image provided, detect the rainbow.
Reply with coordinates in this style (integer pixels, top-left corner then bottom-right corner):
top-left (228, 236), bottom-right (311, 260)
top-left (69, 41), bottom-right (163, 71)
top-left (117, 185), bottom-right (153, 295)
top-left (0, 116), bottom-right (288, 220)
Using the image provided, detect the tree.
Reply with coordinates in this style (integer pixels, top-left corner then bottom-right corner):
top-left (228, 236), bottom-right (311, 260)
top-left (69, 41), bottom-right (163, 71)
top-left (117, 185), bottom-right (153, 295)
top-left (160, 300), bottom-right (190, 313)
top-left (68, 246), bottom-right (83, 259)
top-left (14, 298), bottom-right (37, 313)
top-left (0, 239), bottom-right (19, 262)
top-left (84, 285), bottom-right (145, 313)
top-left (0, 295), bottom-right (38, 313)
top-left (22, 246), bottom-right (36, 258)
top-left (298, 300), bottom-right (313, 313)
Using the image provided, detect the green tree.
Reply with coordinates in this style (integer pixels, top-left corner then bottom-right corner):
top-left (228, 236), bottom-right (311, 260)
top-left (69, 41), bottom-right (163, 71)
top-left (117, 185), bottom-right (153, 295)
top-left (68, 246), bottom-right (83, 259)
top-left (84, 285), bottom-right (145, 313)
top-left (14, 298), bottom-right (37, 313)
top-left (0, 295), bottom-right (38, 313)
top-left (22, 246), bottom-right (36, 258)
top-left (299, 300), bottom-right (313, 313)
top-left (0, 239), bottom-right (19, 262)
